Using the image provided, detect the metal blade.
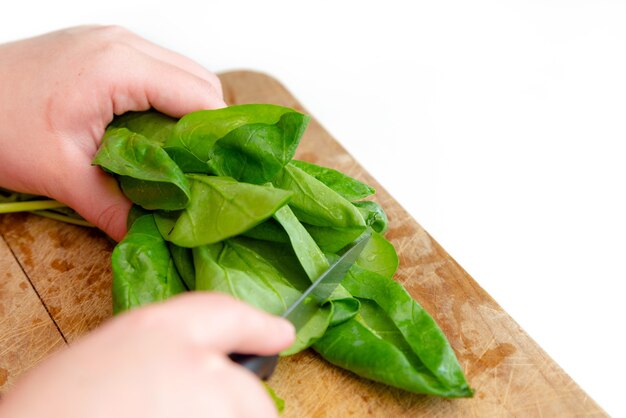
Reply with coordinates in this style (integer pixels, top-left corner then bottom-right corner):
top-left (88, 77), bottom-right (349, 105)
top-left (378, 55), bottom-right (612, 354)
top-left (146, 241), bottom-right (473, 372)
top-left (282, 230), bottom-right (371, 332)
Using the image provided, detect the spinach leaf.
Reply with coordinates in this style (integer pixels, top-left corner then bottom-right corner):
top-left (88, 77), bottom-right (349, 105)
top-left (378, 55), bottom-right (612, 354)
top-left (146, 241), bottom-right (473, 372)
top-left (314, 265), bottom-right (472, 398)
top-left (208, 112), bottom-right (309, 184)
top-left (108, 110), bottom-right (177, 145)
top-left (169, 243), bottom-right (195, 290)
top-left (273, 205), bottom-right (359, 327)
top-left (353, 200), bottom-right (388, 233)
top-left (127, 204), bottom-right (151, 229)
top-left (193, 240), bottom-right (302, 315)
top-left (111, 214), bottom-right (186, 314)
top-left (273, 163), bottom-right (365, 228)
top-left (303, 224), bottom-right (366, 253)
top-left (291, 159), bottom-right (375, 201)
top-left (273, 205), bottom-right (329, 280)
top-left (355, 230), bottom-right (399, 279)
top-left (165, 104), bottom-right (304, 172)
top-left (263, 383), bottom-right (285, 413)
top-left (221, 237), bottom-right (333, 354)
top-left (154, 175), bottom-right (292, 247)
top-left (227, 237), bottom-right (310, 291)
top-left (93, 127), bottom-right (190, 210)
top-left (241, 219), bottom-right (290, 244)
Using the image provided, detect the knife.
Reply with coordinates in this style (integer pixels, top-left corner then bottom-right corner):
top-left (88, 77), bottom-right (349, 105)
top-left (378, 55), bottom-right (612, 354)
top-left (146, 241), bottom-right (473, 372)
top-left (228, 230), bottom-right (372, 380)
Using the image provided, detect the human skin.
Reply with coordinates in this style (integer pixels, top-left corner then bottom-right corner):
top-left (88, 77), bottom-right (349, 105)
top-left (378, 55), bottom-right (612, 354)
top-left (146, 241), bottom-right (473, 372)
top-left (0, 27), bottom-right (294, 417)
top-left (0, 293), bottom-right (295, 417)
top-left (0, 25), bottom-right (225, 241)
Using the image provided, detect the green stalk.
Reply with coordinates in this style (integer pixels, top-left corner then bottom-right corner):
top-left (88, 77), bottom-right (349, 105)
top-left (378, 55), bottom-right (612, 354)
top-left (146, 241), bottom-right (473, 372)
top-left (0, 200), bottom-right (67, 214)
top-left (32, 210), bottom-right (94, 227)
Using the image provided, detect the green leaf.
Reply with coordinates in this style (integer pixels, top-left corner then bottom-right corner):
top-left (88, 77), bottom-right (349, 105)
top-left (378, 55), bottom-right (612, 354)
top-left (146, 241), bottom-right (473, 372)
top-left (169, 243), bottom-right (195, 290)
top-left (228, 237), bottom-right (309, 291)
top-left (111, 215), bottom-right (187, 314)
top-left (314, 265), bottom-right (473, 398)
top-left (273, 205), bottom-right (359, 328)
top-left (263, 383), bottom-right (285, 414)
top-left (208, 112), bottom-right (309, 184)
top-left (154, 175), bottom-right (292, 247)
top-left (273, 206), bottom-right (329, 280)
top-left (193, 240), bottom-right (302, 315)
top-left (241, 219), bottom-right (290, 244)
top-left (353, 200), bottom-right (389, 233)
top-left (273, 163), bottom-right (365, 228)
top-left (223, 237), bottom-right (333, 355)
top-left (355, 230), bottom-right (399, 279)
top-left (109, 110), bottom-right (177, 145)
top-left (303, 224), bottom-right (366, 253)
top-left (93, 127), bottom-right (190, 210)
top-left (165, 104), bottom-right (304, 172)
top-left (291, 160), bottom-right (375, 201)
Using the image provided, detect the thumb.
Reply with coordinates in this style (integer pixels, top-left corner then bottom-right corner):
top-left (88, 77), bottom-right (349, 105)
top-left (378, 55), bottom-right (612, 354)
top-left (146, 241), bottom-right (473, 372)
top-left (55, 160), bottom-right (131, 242)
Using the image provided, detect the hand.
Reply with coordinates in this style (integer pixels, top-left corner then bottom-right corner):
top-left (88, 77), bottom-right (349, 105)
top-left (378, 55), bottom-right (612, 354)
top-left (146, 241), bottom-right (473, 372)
top-left (0, 293), bottom-right (295, 418)
top-left (0, 26), bottom-right (225, 241)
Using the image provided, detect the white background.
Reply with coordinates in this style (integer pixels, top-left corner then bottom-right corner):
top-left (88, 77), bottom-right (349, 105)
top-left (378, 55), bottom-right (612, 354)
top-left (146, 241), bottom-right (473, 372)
top-left (2, 1), bottom-right (624, 415)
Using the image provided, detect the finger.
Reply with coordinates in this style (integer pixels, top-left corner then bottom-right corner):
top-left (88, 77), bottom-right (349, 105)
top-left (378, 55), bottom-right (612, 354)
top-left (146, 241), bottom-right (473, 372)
top-left (92, 25), bottom-right (224, 98)
top-left (147, 292), bottom-right (295, 355)
top-left (51, 156), bottom-right (131, 242)
top-left (105, 48), bottom-right (226, 119)
top-left (121, 33), bottom-right (223, 98)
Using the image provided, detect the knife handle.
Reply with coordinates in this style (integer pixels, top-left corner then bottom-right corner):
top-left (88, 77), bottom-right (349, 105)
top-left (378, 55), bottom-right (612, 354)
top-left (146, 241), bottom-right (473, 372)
top-left (228, 353), bottom-right (278, 380)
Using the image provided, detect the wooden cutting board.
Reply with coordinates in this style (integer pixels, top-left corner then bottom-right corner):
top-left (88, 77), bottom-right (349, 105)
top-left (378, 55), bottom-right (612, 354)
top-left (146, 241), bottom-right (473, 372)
top-left (0, 71), bottom-right (606, 417)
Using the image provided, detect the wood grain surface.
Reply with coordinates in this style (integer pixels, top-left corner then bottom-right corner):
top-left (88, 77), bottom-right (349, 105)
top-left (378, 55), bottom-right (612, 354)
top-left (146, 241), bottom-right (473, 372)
top-left (0, 70), bottom-right (606, 417)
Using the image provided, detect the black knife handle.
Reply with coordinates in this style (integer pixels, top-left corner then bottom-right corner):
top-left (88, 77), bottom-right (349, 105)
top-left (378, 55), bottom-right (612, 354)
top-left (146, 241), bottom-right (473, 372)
top-left (228, 353), bottom-right (279, 380)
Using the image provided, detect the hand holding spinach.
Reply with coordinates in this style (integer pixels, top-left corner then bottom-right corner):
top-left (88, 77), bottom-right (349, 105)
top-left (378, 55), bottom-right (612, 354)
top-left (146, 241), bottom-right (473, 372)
top-left (0, 26), bottom-right (224, 241)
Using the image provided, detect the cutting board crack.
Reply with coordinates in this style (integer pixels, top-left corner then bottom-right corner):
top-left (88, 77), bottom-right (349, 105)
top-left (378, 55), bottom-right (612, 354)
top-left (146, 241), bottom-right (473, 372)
top-left (1, 233), bottom-right (68, 345)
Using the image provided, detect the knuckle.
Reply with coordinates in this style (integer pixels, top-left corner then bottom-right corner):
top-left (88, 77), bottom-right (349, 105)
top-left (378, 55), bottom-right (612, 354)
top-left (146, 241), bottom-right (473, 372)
top-left (95, 201), bottom-right (125, 236)
top-left (207, 73), bottom-right (224, 97)
top-left (95, 40), bottom-right (132, 61)
top-left (95, 24), bottom-right (132, 40)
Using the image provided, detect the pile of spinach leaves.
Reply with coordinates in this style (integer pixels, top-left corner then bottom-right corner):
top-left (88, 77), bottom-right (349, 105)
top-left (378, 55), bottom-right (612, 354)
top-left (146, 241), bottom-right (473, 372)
top-left (93, 104), bottom-right (473, 399)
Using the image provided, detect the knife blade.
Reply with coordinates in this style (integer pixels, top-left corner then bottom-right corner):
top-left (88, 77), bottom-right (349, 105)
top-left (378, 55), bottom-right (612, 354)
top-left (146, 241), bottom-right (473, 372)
top-left (229, 230), bottom-right (372, 379)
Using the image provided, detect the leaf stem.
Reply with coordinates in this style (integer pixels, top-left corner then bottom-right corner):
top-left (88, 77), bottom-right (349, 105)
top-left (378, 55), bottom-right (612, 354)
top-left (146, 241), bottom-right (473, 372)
top-left (0, 200), bottom-right (67, 214)
top-left (32, 210), bottom-right (94, 227)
